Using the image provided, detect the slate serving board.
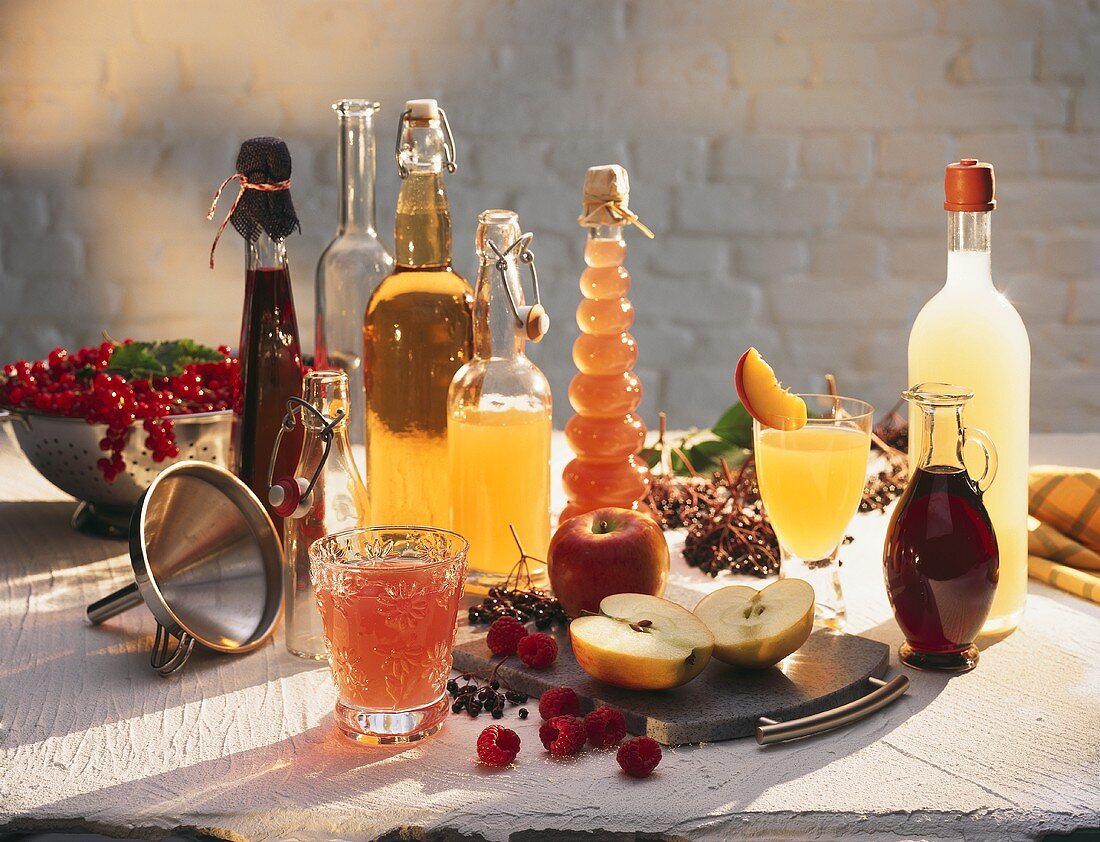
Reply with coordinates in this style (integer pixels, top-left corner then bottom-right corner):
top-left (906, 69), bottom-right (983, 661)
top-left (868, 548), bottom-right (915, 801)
top-left (453, 625), bottom-right (888, 746)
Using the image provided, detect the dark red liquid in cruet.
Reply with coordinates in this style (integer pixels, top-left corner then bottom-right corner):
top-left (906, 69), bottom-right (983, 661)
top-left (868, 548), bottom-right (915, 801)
top-left (234, 266), bottom-right (304, 534)
top-left (884, 466), bottom-right (999, 654)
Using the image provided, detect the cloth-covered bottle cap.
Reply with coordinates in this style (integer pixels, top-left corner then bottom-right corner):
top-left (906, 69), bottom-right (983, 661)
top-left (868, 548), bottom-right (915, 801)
top-left (578, 164), bottom-right (654, 237)
top-left (231, 137), bottom-right (301, 242)
top-left (945, 159), bottom-right (996, 212)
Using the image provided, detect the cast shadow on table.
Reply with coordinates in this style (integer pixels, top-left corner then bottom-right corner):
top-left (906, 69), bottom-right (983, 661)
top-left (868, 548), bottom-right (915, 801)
top-left (28, 634), bottom-right (950, 839)
top-left (0, 627), bottom-right (324, 752)
top-left (0, 501), bottom-right (124, 568)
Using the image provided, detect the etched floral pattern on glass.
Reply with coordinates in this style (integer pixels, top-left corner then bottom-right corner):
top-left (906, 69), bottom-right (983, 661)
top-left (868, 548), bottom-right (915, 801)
top-left (310, 527), bottom-right (468, 714)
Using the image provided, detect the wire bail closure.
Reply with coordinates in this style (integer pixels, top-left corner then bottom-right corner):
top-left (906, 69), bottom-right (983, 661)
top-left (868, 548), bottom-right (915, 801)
top-left (394, 107), bottom-right (458, 179)
top-left (488, 233), bottom-right (550, 343)
top-left (266, 397), bottom-right (345, 512)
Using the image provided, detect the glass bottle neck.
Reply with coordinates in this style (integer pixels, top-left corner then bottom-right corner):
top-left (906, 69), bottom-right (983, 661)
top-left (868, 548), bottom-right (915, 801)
top-left (336, 111), bottom-right (379, 236)
top-left (475, 256), bottom-right (525, 360)
top-left (247, 231), bottom-right (288, 271)
top-left (915, 403), bottom-right (967, 471)
top-left (588, 223), bottom-right (626, 242)
top-left (946, 211), bottom-right (992, 289)
top-left (303, 371), bottom-right (351, 431)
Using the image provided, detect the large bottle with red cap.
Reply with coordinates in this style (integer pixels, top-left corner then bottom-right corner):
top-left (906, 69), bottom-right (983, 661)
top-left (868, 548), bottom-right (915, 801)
top-left (908, 159), bottom-right (1031, 636)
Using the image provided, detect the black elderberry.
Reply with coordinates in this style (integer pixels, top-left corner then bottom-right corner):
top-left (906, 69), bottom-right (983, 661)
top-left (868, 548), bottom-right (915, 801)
top-left (447, 679), bottom-right (458, 694)
top-left (451, 699), bottom-right (465, 713)
top-left (518, 708), bottom-right (529, 719)
top-left (491, 708), bottom-right (504, 719)
top-left (489, 679), bottom-right (500, 690)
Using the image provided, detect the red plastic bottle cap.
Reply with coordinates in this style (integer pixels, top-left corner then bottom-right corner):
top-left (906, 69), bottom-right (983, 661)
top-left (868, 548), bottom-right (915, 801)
top-left (269, 477), bottom-right (301, 518)
top-left (945, 159), bottom-right (995, 212)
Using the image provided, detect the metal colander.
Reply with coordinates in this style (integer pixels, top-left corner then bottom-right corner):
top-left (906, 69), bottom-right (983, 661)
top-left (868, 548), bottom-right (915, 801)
top-left (1, 408), bottom-right (232, 535)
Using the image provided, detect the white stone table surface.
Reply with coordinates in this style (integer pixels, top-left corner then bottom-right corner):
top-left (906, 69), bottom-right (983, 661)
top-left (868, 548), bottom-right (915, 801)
top-left (1, 431), bottom-right (1098, 841)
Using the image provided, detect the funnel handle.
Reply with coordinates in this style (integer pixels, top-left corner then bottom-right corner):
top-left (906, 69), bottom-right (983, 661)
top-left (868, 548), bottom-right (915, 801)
top-left (151, 623), bottom-right (194, 676)
top-left (87, 581), bottom-right (142, 624)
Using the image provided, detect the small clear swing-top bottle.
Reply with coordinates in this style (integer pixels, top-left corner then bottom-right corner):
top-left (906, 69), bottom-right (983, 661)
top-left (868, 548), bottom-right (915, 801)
top-left (269, 370), bottom-right (368, 659)
top-left (449, 210), bottom-right (552, 591)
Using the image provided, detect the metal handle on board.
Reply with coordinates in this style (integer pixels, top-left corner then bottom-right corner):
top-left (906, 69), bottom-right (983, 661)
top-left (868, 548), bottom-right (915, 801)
top-left (755, 674), bottom-right (909, 745)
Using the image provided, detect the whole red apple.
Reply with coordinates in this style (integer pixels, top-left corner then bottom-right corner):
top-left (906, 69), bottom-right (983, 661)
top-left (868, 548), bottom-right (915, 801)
top-left (547, 507), bottom-right (669, 618)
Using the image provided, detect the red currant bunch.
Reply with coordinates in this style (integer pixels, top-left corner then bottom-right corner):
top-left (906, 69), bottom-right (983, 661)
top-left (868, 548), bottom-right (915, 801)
top-left (0, 340), bottom-right (239, 482)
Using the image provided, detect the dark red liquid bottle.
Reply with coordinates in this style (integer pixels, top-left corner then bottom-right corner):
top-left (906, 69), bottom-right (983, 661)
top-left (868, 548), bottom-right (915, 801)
top-left (883, 384), bottom-right (999, 672)
top-left (234, 235), bottom-right (303, 535)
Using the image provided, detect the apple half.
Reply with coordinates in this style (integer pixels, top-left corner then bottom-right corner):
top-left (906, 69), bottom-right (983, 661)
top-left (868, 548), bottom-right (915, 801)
top-left (570, 593), bottom-right (714, 690)
top-left (694, 579), bottom-right (815, 669)
top-left (734, 346), bottom-right (807, 431)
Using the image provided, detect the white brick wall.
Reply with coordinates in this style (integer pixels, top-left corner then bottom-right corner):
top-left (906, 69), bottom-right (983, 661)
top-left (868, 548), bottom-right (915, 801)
top-left (0, 0), bottom-right (1097, 432)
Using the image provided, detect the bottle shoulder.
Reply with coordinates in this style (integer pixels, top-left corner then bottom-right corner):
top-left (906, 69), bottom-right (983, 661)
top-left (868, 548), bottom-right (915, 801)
top-left (912, 282), bottom-right (1030, 333)
top-left (367, 266), bottom-right (473, 312)
top-left (449, 357), bottom-right (552, 409)
top-left (317, 236), bottom-right (394, 280)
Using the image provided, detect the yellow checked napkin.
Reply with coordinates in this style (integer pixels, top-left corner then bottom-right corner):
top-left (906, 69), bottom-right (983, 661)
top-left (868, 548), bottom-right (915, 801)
top-left (1028, 466), bottom-right (1100, 604)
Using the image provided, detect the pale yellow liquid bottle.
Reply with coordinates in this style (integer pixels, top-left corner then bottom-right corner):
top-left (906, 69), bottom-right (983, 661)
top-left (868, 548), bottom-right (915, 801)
top-left (908, 159), bottom-right (1030, 635)
top-left (363, 100), bottom-right (472, 527)
top-left (449, 210), bottom-right (552, 590)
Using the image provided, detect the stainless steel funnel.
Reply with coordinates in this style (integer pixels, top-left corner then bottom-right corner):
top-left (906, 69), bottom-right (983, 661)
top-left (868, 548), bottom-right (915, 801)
top-left (87, 460), bottom-right (284, 676)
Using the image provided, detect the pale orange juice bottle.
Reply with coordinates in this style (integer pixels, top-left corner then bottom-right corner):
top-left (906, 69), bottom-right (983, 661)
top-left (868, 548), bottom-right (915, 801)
top-left (448, 210), bottom-right (552, 590)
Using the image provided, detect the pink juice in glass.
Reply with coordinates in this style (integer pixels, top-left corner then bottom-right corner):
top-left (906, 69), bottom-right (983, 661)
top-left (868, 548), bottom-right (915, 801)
top-left (310, 527), bottom-right (468, 744)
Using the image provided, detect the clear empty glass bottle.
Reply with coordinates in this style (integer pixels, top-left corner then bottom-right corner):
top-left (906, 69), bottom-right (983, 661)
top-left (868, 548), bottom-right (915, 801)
top-left (275, 370), bottom-right (369, 659)
top-left (315, 100), bottom-right (393, 447)
top-left (449, 210), bottom-right (552, 591)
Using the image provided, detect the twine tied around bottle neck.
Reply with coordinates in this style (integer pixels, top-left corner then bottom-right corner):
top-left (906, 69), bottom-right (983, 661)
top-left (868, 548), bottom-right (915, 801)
top-left (577, 164), bottom-right (654, 238)
top-left (577, 200), bottom-right (654, 238)
top-left (206, 173), bottom-right (293, 268)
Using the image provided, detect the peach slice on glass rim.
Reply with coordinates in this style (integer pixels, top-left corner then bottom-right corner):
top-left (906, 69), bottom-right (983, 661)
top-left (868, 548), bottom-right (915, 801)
top-left (734, 347), bottom-right (807, 431)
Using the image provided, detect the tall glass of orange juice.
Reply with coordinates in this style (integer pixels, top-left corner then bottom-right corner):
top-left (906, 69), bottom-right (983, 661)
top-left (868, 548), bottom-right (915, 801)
top-left (310, 526), bottom-right (468, 744)
top-left (754, 395), bottom-right (873, 628)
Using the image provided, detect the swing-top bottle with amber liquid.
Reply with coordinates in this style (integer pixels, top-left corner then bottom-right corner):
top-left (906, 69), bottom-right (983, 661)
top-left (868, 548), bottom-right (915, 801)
top-left (363, 100), bottom-right (472, 526)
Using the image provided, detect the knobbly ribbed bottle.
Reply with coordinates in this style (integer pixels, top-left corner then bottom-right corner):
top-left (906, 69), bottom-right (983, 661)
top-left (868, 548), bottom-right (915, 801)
top-left (315, 100), bottom-right (393, 447)
top-left (363, 99), bottom-right (472, 527)
top-left (561, 164), bottom-right (654, 523)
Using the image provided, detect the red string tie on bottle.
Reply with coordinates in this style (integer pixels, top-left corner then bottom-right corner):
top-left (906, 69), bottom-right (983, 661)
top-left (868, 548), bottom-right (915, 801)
top-left (206, 173), bottom-right (293, 268)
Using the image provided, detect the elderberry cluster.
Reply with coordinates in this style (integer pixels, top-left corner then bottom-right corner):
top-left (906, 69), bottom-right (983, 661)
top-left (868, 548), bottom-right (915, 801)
top-left (447, 677), bottom-right (529, 720)
top-left (467, 587), bottom-right (568, 630)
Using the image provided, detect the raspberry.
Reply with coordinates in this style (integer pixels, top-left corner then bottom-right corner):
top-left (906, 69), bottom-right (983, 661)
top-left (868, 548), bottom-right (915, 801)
top-left (538, 715), bottom-right (586, 757)
top-left (584, 706), bottom-right (627, 748)
top-left (616, 736), bottom-right (662, 778)
top-left (476, 725), bottom-right (520, 767)
top-left (486, 616), bottom-right (528, 656)
top-left (538, 686), bottom-right (579, 720)
top-left (517, 632), bottom-right (558, 669)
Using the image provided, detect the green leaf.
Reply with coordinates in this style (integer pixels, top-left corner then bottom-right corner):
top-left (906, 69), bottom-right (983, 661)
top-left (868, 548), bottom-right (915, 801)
top-left (711, 402), bottom-right (753, 448)
top-left (682, 439), bottom-right (749, 475)
top-left (106, 339), bottom-right (222, 380)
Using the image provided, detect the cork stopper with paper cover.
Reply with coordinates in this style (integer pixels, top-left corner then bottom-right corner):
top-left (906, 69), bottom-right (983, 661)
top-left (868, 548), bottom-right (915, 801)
top-left (578, 164), bottom-right (654, 238)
